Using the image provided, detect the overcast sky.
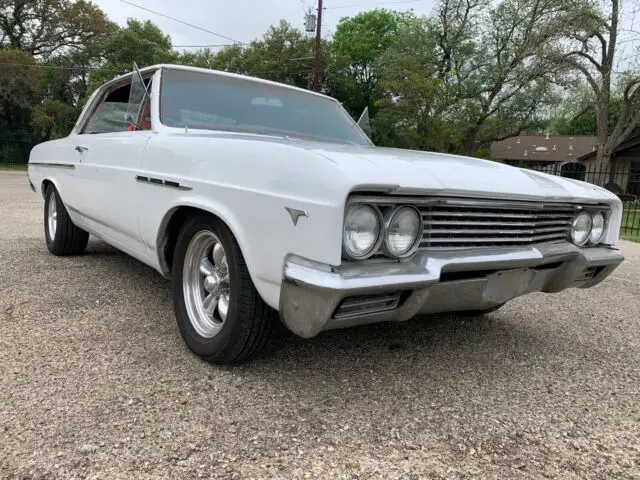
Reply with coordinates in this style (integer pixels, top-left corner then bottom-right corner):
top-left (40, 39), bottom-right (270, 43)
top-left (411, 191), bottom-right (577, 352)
top-left (92, 0), bottom-right (437, 48)
top-left (91, 0), bottom-right (638, 70)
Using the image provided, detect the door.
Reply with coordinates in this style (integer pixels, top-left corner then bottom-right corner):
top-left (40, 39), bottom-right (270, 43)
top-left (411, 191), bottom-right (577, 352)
top-left (68, 71), bottom-right (153, 255)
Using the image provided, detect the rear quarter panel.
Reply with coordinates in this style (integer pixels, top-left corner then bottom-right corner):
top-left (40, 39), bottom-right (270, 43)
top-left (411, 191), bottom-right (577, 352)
top-left (28, 139), bottom-right (73, 193)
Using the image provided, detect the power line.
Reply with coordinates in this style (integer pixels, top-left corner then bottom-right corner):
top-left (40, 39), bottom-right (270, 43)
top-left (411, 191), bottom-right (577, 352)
top-left (117, 0), bottom-right (245, 45)
top-left (0, 62), bottom-right (122, 72)
top-left (0, 62), bottom-right (313, 77)
top-left (326, 0), bottom-right (421, 9)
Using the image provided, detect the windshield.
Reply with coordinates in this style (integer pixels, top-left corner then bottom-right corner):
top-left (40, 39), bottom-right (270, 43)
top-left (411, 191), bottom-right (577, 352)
top-left (160, 69), bottom-right (372, 146)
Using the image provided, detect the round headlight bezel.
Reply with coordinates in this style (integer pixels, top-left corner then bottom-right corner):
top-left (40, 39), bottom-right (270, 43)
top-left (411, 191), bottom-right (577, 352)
top-left (570, 211), bottom-right (593, 246)
top-left (589, 211), bottom-right (606, 245)
top-left (342, 203), bottom-right (383, 260)
top-left (383, 206), bottom-right (424, 258)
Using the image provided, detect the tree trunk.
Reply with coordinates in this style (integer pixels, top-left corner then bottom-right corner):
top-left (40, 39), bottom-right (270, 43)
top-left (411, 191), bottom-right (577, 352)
top-left (595, 78), bottom-right (611, 167)
top-left (462, 127), bottom-right (479, 156)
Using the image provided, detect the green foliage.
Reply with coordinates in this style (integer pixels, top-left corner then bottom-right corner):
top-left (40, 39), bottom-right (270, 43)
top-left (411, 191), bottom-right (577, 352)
top-left (0, 0), bottom-right (634, 165)
top-left (178, 21), bottom-right (315, 89)
top-left (0, 49), bottom-right (42, 163)
top-left (327, 9), bottom-right (415, 118)
top-left (375, 0), bottom-right (571, 154)
top-left (0, 0), bottom-right (113, 57)
top-left (90, 19), bottom-right (176, 88)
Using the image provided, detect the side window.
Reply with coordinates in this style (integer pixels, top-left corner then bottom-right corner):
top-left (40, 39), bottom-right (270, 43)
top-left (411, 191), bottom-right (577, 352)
top-left (82, 82), bottom-right (132, 134)
top-left (81, 78), bottom-right (152, 134)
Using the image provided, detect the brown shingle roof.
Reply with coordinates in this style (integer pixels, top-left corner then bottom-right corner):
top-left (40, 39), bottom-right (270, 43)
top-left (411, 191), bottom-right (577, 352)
top-left (577, 132), bottom-right (640, 161)
top-left (491, 135), bottom-right (597, 162)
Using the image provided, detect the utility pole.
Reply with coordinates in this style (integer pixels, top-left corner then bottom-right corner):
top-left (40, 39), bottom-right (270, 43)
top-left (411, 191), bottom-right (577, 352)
top-left (308, 0), bottom-right (323, 92)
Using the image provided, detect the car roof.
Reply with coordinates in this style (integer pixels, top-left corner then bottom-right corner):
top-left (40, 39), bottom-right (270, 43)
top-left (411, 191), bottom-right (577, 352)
top-left (104, 63), bottom-right (334, 101)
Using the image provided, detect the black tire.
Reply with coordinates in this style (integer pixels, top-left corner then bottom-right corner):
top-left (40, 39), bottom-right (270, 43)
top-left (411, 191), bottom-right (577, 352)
top-left (44, 185), bottom-right (89, 256)
top-left (171, 215), bottom-right (276, 364)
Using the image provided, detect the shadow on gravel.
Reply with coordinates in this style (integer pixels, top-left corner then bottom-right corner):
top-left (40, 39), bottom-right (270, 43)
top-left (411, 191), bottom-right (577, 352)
top-left (54, 237), bottom-right (558, 389)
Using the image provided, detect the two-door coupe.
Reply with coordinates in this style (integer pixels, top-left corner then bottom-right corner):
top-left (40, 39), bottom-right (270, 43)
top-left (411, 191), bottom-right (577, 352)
top-left (28, 64), bottom-right (624, 364)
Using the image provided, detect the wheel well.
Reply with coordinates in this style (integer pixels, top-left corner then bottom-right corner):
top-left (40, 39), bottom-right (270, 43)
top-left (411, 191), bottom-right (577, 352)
top-left (41, 179), bottom-right (53, 198)
top-left (159, 206), bottom-right (222, 276)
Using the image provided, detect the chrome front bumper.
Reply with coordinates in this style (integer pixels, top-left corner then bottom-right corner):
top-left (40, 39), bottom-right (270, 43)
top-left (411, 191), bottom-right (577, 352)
top-left (279, 243), bottom-right (624, 338)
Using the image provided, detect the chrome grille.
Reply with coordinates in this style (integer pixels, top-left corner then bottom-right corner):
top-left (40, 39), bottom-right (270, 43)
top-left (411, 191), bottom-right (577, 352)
top-left (418, 201), bottom-right (578, 249)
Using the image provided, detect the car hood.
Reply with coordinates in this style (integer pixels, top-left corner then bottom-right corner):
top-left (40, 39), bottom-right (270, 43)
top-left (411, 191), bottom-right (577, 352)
top-left (300, 142), bottom-right (612, 204)
top-left (168, 130), bottom-right (613, 204)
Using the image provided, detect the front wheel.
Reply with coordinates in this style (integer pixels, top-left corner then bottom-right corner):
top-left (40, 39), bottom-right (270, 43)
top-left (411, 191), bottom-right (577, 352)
top-left (171, 215), bottom-right (276, 364)
top-left (44, 185), bottom-right (89, 256)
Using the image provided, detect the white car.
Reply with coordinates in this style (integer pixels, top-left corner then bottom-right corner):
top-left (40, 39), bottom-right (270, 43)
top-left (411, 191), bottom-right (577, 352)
top-left (28, 64), bottom-right (625, 364)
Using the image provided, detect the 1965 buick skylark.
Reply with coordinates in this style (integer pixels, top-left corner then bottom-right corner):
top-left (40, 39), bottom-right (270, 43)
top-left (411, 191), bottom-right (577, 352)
top-left (28, 64), bottom-right (624, 364)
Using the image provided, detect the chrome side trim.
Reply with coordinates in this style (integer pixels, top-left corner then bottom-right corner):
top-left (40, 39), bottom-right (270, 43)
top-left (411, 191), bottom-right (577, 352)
top-left (29, 162), bottom-right (75, 170)
top-left (135, 175), bottom-right (192, 191)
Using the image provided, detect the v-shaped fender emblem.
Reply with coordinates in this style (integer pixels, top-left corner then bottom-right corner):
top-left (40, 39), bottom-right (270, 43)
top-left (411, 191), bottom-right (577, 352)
top-left (285, 207), bottom-right (308, 226)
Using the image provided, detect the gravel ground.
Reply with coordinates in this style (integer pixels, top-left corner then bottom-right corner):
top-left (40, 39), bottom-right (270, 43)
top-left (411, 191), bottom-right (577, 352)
top-left (1, 171), bottom-right (639, 479)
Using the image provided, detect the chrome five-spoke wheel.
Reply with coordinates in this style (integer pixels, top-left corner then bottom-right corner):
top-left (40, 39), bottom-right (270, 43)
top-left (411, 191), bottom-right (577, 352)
top-left (47, 190), bottom-right (57, 241)
top-left (172, 216), bottom-right (276, 364)
top-left (43, 185), bottom-right (89, 256)
top-left (183, 230), bottom-right (230, 338)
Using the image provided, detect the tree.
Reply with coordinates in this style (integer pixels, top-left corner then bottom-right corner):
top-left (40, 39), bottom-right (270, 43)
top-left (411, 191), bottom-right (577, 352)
top-left (240, 21), bottom-right (315, 88)
top-left (557, 0), bottom-right (640, 165)
top-left (180, 21), bottom-right (316, 89)
top-left (0, 48), bottom-right (41, 163)
top-left (376, 0), bottom-right (575, 155)
top-left (90, 19), bottom-right (176, 87)
top-left (328, 9), bottom-right (414, 117)
top-left (0, 0), bottom-right (113, 58)
top-left (549, 84), bottom-right (623, 136)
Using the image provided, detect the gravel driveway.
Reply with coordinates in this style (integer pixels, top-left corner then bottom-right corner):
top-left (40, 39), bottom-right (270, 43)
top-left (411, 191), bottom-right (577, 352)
top-left (1, 171), bottom-right (639, 479)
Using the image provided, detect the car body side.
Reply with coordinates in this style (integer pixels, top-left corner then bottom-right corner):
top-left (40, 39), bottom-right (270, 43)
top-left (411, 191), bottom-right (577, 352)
top-left (28, 66), bottom-right (367, 310)
top-left (28, 65), bottom-right (624, 313)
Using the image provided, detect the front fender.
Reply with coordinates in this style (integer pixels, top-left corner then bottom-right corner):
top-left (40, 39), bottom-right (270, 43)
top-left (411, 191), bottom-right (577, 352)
top-left (155, 196), bottom-right (252, 277)
top-left (148, 187), bottom-right (344, 311)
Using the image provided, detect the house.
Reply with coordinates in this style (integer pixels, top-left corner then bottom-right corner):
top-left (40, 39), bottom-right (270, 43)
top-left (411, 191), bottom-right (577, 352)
top-left (577, 133), bottom-right (640, 198)
top-left (490, 135), bottom-right (597, 173)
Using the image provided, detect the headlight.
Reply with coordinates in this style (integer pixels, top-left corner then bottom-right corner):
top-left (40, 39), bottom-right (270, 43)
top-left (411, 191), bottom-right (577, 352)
top-left (383, 206), bottom-right (423, 258)
top-left (342, 204), bottom-right (382, 259)
top-left (590, 211), bottom-right (605, 244)
top-left (571, 212), bottom-right (592, 246)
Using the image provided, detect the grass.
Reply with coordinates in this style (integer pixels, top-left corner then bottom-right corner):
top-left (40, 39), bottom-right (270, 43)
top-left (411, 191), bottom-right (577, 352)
top-left (0, 163), bottom-right (28, 171)
top-left (621, 207), bottom-right (640, 243)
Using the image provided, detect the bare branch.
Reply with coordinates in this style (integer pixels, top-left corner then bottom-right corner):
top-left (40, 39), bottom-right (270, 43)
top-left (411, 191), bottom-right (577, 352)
top-left (623, 78), bottom-right (640, 102)
top-left (565, 50), bottom-right (602, 71)
top-left (617, 109), bottom-right (640, 145)
top-left (561, 56), bottom-right (601, 96)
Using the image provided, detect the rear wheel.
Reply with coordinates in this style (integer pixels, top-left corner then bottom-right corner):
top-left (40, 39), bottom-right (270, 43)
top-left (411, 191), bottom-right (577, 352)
top-left (44, 185), bottom-right (89, 255)
top-left (171, 215), bottom-right (276, 364)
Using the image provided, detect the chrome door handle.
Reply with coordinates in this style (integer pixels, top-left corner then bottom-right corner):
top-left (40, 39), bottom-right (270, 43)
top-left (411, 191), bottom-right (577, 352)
top-left (74, 146), bottom-right (88, 153)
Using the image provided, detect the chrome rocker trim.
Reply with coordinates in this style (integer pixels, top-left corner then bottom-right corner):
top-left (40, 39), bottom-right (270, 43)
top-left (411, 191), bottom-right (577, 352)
top-left (279, 242), bottom-right (624, 339)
